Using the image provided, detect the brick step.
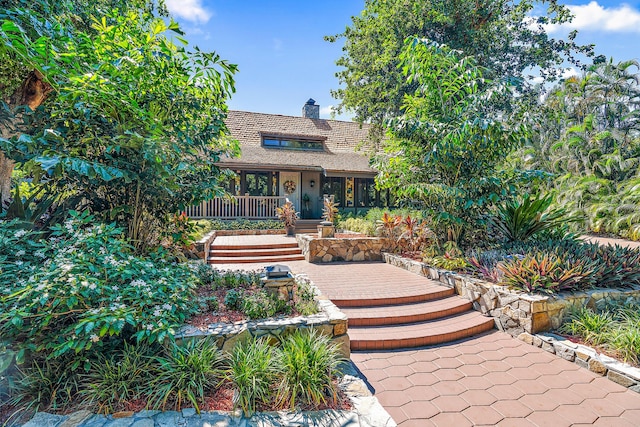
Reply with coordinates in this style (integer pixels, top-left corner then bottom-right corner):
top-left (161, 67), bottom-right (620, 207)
top-left (341, 296), bottom-right (473, 327)
top-left (348, 311), bottom-right (495, 351)
top-left (329, 284), bottom-right (455, 308)
top-left (210, 242), bottom-right (300, 250)
top-left (210, 247), bottom-right (303, 257)
top-left (208, 254), bottom-right (305, 264)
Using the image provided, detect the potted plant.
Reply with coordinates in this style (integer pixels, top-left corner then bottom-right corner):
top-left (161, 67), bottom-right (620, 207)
top-left (276, 199), bottom-right (299, 236)
top-left (318, 196), bottom-right (338, 238)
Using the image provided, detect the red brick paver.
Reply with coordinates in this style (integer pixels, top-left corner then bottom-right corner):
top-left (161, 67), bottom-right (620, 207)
top-left (352, 331), bottom-right (640, 426)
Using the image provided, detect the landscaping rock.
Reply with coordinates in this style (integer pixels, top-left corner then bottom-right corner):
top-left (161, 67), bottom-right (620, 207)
top-left (589, 358), bottom-right (608, 376)
top-left (22, 412), bottom-right (67, 427)
top-left (59, 410), bottom-right (94, 427)
top-left (607, 370), bottom-right (638, 388)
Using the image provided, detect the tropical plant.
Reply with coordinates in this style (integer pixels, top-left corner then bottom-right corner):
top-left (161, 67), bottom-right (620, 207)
top-left (491, 194), bottom-right (577, 242)
top-left (277, 329), bottom-right (343, 410)
top-left (151, 339), bottom-right (226, 413)
top-left (322, 195), bottom-right (339, 224)
top-left (498, 251), bottom-right (590, 294)
top-left (276, 199), bottom-right (299, 228)
top-left (229, 337), bottom-right (280, 416)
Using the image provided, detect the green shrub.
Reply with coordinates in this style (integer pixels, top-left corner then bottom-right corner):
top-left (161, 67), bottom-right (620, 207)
top-left (208, 219), bottom-right (283, 230)
top-left (338, 217), bottom-right (376, 236)
top-left (364, 207), bottom-right (426, 223)
top-left (8, 356), bottom-right (82, 414)
top-left (0, 211), bottom-right (200, 366)
top-left (241, 290), bottom-right (291, 320)
top-left (277, 329), bottom-right (342, 409)
top-left (612, 325), bottom-right (640, 365)
top-left (229, 338), bottom-right (280, 416)
top-left (198, 295), bottom-right (219, 313)
top-left (560, 307), bottom-right (614, 345)
top-left (151, 339), bottom-right (226, 413)
top-left (81, 342), bottom-right (157, 413)
top-left (224, 289), bottom-right (242, 310)
top-left (293, 277), bottom-right (319, 316)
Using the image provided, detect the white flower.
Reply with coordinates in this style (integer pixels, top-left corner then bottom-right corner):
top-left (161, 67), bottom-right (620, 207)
top-left (90, 334), bottom-right (99, 343)
top-left (145, 324), bottom-right (154, 330)
top-left (112, 286), bottom-right (119, 291)
top-left (34, 250), bottom-right (45, 258)
top-left (14, 261), bottom-right (23, 267)
top-left (14, 230), bottom-right (27, 238)
top-left (153, 309), bottom-right (162, 317)
top-left (162, 303), bottom-right (172, 311)
top-left (89, 283), bottom-right (97, 290)
top-left (16, 250), bottom-right (25, 257)
top-left (131, 279), bottom-right (146, 288)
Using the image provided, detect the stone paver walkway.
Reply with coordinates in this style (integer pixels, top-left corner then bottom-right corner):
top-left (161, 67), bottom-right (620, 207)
top-left (213, 235), bottom-right (640, 426)
top-left (581, 235), bottom-right (640, 249)
top-left (352, 331), bottom-right (640, 426)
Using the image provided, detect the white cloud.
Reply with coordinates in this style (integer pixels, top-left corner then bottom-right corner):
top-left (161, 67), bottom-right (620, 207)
top-left (320, 105), bottom-right (334, 116)
top-left (166, 0), bottom-right (213, 24)
top-left (561, 67), bottom-right (579, 79)
top-left (545, 1), bottom-right (640, 33)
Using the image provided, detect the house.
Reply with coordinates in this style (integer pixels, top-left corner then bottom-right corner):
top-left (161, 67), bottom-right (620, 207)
top-left (188, 99), bottom-right (393, 219)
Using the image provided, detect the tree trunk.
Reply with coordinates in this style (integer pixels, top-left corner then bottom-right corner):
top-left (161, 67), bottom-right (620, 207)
top-left (0, 69), bottom-right (53, 209)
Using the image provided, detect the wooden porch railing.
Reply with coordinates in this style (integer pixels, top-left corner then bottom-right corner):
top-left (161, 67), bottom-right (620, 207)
top-left (186, 195), bottom-right (288, 219)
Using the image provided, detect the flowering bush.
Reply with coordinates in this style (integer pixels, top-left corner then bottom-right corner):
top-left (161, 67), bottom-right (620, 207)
top-left (0, 211), bottom-right (200, 367)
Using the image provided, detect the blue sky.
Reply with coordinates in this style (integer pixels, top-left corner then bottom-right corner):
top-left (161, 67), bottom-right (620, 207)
top-left (165, 0), bottom-right (640, 120)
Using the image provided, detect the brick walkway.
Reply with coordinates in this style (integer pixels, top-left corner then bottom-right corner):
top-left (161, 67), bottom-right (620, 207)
top-left (212, 235), bottom-right (640, 426)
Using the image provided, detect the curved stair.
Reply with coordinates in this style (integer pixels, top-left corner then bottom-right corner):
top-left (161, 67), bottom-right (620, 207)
top-left (305, 263), bottom-right (495, 351)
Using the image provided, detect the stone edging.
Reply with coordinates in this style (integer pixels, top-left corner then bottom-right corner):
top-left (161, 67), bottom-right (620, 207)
top-left (176, 274), bottom-right (350, 358)
top-left (517, 332), bottom-right (640, 394)
top-left (20, 364), bottom-right (397, 427)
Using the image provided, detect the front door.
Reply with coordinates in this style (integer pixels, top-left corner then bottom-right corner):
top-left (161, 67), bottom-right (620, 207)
top-left (279, 171), bottom-right (301, 211)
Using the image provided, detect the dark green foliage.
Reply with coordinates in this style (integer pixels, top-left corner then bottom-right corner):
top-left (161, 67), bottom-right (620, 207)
top-left (277, 329), bottom-right (343, 410)
top-left (491, 194), bottom-right (577, 242)
top-left (81, 342), bottom-right (157, 413)
top-left (241, 290), bottom-right (291, 320)
top-left (224, 289), bottom-right (242, 310)
top-left (208, 219), bottom-right (283, 231)
top-left (151, 339), bottom-right (226, 413)
top-left (0, 5), bottom-right (237, 250)
top-left (327, 0), bottom-right (591, 125)
top-left (0, 212), bottom-right (200, 366)
top-left (229, 338), bottom-right (280, 416)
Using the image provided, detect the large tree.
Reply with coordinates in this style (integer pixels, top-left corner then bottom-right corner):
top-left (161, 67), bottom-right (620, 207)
top-left (376, 39), bottom-right (528, 239)
top-left (327, 0), bottom-right (593, 125)
top-left (0, 0), bottom-right (166, 208)
top-left (0, 3), bottom-right (238, 248)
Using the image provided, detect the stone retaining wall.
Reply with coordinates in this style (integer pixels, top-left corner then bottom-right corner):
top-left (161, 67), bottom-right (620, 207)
top-left (518, 332), bottom-right (640, 394)
top-left (383, 253), bottom-right (640, 336)
top-left (176, 274), bottom-right (351, 358)
top-left (296, 234), bottom-right (387, 263)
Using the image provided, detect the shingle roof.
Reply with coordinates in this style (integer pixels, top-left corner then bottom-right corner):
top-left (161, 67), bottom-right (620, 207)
top-left (220, 110), bottom-right (376, 175)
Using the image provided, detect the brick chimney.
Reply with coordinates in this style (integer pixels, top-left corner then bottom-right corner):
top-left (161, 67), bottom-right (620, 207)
top-left (302, 98), bottom-right (319, 119)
